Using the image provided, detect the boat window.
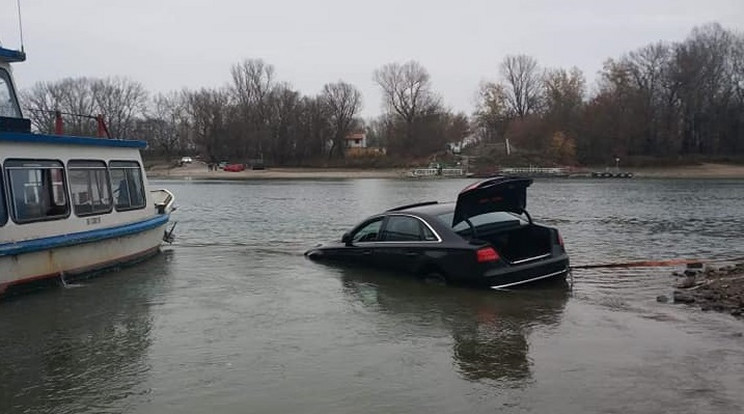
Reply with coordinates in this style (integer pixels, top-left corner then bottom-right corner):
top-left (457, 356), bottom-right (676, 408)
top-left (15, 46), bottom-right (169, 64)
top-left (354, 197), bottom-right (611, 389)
top-left (5, 159), bottom-right (70, 223)
top-left (381, 216), bottom-right (424, 242)
top-left (68, 160), bottom-right (113, 216)
top-left (0, 167), bottom-right (7, 226)
top-left (109, 161), bottom-right (146, 211)
top-left (0, 68), bottom-right (21, 118)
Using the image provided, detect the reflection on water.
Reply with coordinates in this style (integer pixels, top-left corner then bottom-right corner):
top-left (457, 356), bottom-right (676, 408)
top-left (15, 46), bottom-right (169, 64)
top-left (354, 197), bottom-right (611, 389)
top-left (0, 252), bottom-right (173, 413)
top-left (1, 178), bottom-right (744, 414)
top-left (338, 266), bottom-right (568, 386)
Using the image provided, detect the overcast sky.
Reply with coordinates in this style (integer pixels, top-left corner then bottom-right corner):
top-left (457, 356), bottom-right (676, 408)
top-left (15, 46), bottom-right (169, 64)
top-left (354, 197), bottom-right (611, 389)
top-left (1, 0), bottom-right (742, 117)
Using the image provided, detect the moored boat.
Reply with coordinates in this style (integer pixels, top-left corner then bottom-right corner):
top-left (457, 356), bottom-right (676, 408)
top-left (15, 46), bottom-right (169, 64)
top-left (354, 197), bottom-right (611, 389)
top-left (0, 45), bottom-right (176, 296)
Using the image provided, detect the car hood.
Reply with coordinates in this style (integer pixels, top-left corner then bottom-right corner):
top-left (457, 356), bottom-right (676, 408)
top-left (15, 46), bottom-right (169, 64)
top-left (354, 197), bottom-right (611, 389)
top-left (452, 176), bottom-right (533, 226)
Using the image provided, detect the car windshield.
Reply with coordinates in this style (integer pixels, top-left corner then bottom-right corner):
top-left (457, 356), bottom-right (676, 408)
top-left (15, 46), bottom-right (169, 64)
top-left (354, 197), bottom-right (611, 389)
top-left (436, 211), bottom-right (525, 232)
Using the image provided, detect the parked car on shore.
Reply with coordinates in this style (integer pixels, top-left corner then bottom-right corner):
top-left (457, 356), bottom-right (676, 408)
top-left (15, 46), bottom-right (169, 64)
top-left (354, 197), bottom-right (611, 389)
top-left (305, 176), bottom-right (569, 289)
top-left (223, 163), bottom-right (245, 172)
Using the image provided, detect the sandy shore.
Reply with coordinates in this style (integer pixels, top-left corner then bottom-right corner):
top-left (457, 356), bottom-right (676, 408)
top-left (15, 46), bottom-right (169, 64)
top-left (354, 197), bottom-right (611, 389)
top-left (147, 163), bottom-right (407, 179)
top-left (147, 162), bottom-right (744, 180)
top-left (632, 163), bottom-right (744, 179)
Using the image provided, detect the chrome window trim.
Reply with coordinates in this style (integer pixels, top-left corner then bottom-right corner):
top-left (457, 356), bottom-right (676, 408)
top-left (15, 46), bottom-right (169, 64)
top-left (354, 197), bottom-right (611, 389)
top-left (371, 213), bottom-right (443, 244)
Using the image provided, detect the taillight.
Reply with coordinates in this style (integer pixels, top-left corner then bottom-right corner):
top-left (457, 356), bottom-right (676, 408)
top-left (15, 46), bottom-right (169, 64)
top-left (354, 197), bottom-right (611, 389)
top-left (476, 247), bottom-right (500, 263)
top-left (558, 232), bottom-right (564, 247)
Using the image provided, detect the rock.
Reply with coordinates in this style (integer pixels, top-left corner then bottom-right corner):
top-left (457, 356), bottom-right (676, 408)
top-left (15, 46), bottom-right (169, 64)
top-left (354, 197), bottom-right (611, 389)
top-left (676, 277), bottom-right (697, 289)
top-left (672, 271), bottom-right (682, 277)
top-left (673, 291), bottom-right (696, 304)
top-left (656, 295), bottom-right (669, 303)
top-left (684, 269), bottom-right (700, 277)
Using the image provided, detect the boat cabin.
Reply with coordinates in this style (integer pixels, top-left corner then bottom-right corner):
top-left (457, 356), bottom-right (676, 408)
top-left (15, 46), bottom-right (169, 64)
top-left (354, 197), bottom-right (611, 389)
top-left (0, 46), bottom-right (175, 295)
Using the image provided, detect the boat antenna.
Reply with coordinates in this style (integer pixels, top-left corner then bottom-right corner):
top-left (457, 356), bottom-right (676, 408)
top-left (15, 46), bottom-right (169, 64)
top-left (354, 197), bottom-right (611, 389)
top-left (16, 0), bottom-right (25, 52)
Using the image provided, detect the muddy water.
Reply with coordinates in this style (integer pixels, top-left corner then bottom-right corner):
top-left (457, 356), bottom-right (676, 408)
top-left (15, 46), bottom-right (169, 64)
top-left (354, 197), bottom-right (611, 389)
top-left (1, 178), bottom-right (743, 413)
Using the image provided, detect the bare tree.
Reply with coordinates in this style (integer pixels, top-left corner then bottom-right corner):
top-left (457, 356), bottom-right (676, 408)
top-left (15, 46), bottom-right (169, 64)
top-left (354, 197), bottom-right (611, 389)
top-left (20, 81), bottom-right (60, 133)
top-left (91, 77), bottom-right (148, 138)
top-left (500, 54), bottom-right (542, 119)
top-left (141, 92), bottom-right (190, 160)
top-left (321, 81), bottom-right (362, 158)
top-left (185, 88), bottom-right (229, 162)
top-left (373, 61), bottom-right (441, 155)
top-left (230, 59), bottom-right (275, 158)
top-left (473, 81), bottom-right (510, 143)
top-left (21, 78), bottom-right (98, 135)
top-left (542, 67), bottom-right (586, 145)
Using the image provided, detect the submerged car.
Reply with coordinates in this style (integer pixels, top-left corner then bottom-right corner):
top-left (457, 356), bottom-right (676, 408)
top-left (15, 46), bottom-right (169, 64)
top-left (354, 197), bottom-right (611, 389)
top-left (305, 176), bottom-right (569, 289)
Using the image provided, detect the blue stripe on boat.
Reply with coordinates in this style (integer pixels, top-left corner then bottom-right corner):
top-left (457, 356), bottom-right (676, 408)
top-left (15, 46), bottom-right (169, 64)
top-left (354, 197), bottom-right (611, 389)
top-left (0, 47), bottom-right (26, 62)
top-left (0, 132), bottom-right (147, 148)
top-left (0, 214), bottom-right (169, 257)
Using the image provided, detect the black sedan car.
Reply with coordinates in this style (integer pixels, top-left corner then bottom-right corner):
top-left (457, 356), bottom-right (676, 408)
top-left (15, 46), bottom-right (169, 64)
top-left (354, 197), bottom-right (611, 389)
top-left (305, 176), bottom-right (570, 289)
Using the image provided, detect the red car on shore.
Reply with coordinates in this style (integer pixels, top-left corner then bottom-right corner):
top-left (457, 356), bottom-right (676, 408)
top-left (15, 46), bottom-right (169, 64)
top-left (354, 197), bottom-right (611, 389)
top-left (223, 163), bottom-right (245, 172)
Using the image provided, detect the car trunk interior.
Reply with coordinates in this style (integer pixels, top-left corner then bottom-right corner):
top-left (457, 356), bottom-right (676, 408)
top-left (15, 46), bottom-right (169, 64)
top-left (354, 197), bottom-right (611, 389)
top-left (468, 224), bottom-right (554, 263)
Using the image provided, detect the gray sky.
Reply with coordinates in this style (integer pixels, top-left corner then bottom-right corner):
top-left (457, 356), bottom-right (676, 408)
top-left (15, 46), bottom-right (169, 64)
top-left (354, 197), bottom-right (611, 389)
top-left (1, 0), bottom-right (743, 117)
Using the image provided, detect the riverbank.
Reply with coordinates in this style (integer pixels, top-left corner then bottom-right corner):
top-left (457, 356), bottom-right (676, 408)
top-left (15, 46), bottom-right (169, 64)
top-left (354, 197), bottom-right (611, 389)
top-left (633, 163), bottom-right (744, 179)
top-left (146, 162), bottom-right (406, 179)
top-left (670, 263), bottom-right (744, 319)
top-left (146, 162), bottom-right (744, 180)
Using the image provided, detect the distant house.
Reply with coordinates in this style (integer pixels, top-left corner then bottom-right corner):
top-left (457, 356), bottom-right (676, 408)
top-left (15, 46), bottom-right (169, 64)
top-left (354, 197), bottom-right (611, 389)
top-left (344, 132), bottom-right (386, 157)
top-left (344, 132), bottom-right (366, 149)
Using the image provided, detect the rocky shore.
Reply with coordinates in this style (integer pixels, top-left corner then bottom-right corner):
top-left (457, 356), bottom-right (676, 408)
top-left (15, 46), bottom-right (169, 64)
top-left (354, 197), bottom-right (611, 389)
top-left (663, 262), bottom-right (744, 319)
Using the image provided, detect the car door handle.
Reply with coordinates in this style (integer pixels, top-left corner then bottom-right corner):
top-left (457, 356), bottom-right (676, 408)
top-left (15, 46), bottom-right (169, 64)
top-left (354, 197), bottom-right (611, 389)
top-left (362, 250), bottom-right (372, 256)
top-left (405, 251), bottom-right (419, 258)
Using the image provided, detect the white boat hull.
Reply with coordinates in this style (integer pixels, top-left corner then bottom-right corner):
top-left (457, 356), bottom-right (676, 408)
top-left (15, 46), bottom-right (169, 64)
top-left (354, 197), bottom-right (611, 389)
top-left (0, 222), bottom-right (167, 294)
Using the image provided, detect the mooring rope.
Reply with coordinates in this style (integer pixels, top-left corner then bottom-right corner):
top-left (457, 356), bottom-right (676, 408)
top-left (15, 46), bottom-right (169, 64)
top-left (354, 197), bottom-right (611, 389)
top-left (571, 255), bottom-right (744, 270)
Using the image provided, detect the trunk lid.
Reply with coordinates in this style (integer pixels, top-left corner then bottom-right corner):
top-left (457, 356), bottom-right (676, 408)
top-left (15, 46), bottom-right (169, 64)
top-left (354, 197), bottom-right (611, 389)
top-left (452, 176), bottom-right (532, 227)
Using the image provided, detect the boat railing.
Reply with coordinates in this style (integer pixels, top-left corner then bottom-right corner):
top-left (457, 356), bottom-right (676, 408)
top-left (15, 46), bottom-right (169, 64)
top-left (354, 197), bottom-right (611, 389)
top-left (150, 189), bottom-right (176, 214)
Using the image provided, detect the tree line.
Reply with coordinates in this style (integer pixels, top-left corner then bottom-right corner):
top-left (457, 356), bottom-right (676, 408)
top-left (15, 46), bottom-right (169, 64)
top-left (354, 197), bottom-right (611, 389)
top-left (20, 23), bottom-right (744, 166)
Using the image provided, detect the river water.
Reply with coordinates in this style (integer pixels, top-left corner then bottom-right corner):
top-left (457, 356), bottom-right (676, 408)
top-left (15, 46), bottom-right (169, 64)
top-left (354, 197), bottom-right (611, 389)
top-left (1, 178), bottom-right (743, 413)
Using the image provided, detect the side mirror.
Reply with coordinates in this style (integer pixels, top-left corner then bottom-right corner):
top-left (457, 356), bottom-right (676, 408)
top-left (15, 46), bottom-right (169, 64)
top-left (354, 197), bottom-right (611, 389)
top-left (341, 232), bottom-right (352, 245)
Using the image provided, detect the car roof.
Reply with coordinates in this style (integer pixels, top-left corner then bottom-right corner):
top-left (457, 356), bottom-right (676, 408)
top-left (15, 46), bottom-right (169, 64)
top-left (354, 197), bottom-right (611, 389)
top-left (394, 202), bottom-right (454, 216)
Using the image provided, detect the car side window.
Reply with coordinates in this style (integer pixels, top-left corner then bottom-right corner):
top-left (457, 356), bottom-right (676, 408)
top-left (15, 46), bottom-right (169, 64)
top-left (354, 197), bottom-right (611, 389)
top-left (381, 216), bottom-right (423, 242)
top-left (352, 217), bottom-right (383, 243)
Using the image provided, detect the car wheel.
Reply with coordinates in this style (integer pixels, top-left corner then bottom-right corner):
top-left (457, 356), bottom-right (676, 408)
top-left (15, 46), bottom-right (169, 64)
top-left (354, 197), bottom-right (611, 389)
top-left (422, 270), bottom-right (448, 286)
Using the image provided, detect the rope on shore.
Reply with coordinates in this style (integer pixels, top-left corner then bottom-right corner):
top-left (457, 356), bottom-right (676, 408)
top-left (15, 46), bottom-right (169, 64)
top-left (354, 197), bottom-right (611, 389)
top-left (571, 255), bottom-right (744, 270)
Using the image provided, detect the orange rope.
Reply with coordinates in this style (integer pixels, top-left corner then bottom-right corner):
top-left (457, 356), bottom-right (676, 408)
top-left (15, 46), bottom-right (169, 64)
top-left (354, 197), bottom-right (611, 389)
top-left (572, 255), bottom-right (744, 270)
top-left (572, 259), bottom-right (703, 270)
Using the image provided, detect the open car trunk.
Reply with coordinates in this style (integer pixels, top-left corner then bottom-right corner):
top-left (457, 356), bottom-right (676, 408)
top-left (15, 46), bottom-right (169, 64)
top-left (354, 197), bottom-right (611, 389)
top-left (476, 224), bottom-right (554, 263)
top-left (453, 176), bottom-right (554, 263)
